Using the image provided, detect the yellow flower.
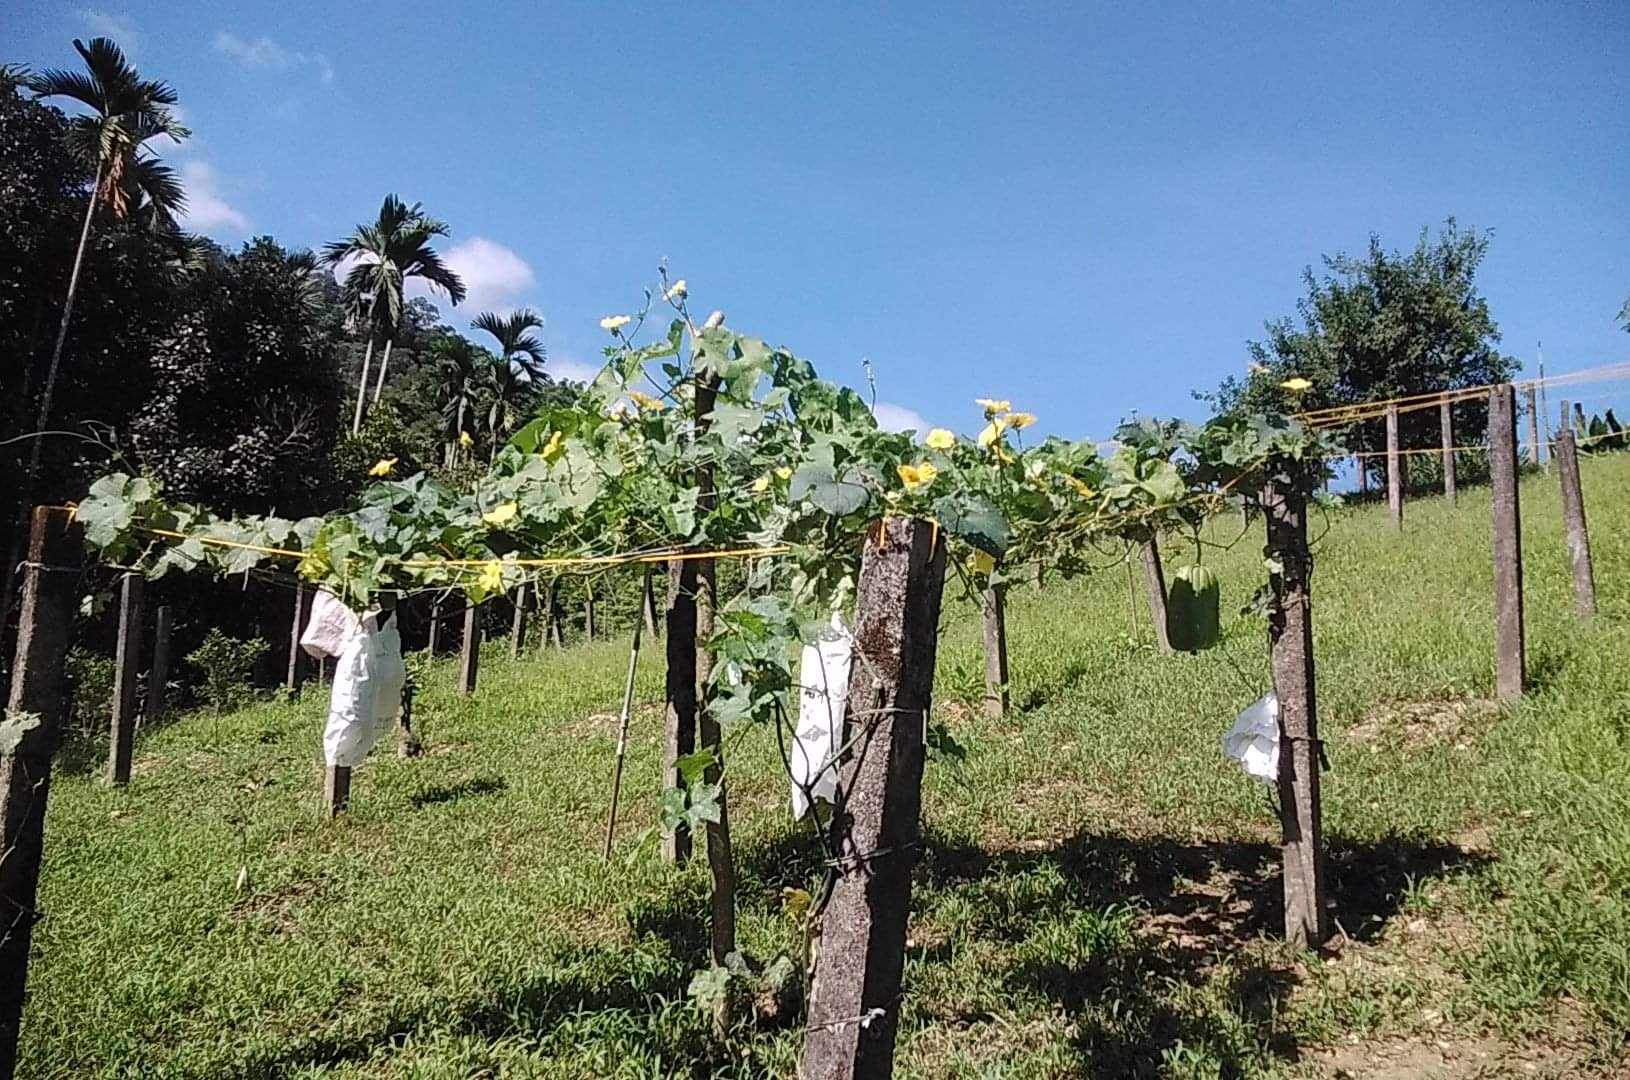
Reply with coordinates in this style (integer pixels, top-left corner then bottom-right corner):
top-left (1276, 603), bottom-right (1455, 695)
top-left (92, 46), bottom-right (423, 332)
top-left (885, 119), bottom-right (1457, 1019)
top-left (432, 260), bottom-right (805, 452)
top-left (976, 398), bottom-right (1012, 416)
top-left (599, 314), bottom-right (631, 333)
top-left (1067, 476), bottom-right (1095, 498)
top-left (992, 443), bottom-right (1014, 464)
top-left (541, 430), bottom-right (564, 458)
top-left (476, 560), bottom-right (503, 592)
top-left (367, 457), bottom-right (397, 477)
top-left (664, 279), bottom-right (687, 301)
top-left (1006, 411), bottom-right (1036, 430)
top-left (482, 502), bottom-right (518, 527)
top-left (896, 461), bottom-right (938, 491)
top-left (774, 466), bottom-right (793, 480)
top-left (627, 390), bottom-right (663, 411)
top-left (924, 428), bottom-right (956, 450)
top-left (459, 430), bottom-right (474, 449)
top-left (751, 474), bottom-right (771, 493)
top-left (977, 418), bottom-right (1008, 448)
top-left (1280, 377), bottom-right (1313, 392)
top-left (971, 549), bottom-right (996, 575)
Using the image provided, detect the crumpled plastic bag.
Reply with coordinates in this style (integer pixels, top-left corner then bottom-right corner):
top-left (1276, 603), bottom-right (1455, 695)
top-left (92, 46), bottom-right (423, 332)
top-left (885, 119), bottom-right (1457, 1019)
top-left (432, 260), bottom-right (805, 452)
top-left (1221, 692), bottom-right (1279, 784)
top-left (300, 591), bottom-right (405, 768)
top-left (791, 612), bottom-right (852, 818)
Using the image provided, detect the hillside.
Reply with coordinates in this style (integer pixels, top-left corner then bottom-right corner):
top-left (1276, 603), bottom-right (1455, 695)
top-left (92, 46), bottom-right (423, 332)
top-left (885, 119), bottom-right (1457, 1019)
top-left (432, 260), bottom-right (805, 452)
top-left (22, 455), bottom-right (1630, 1079)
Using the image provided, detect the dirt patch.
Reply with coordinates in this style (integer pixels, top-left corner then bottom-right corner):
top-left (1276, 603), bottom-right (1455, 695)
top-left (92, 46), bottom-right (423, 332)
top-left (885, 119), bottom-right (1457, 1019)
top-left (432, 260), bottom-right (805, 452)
top-left (566, 700), bottom-right (663, 739)
top-left (1315, 1031), bottom-right (1607, 1079)
top-left (1347, 699), bottom-right (1490, 753)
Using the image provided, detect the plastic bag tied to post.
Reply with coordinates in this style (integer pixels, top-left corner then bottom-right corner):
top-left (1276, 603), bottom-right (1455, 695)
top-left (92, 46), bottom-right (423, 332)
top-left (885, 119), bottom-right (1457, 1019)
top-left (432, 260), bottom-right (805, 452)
top-left (1222, 691), bottom-right (1280, 784)
top-left (300, 590), bottom-right (406, 768)
top-left (791, 612), bottom-right (853, 819)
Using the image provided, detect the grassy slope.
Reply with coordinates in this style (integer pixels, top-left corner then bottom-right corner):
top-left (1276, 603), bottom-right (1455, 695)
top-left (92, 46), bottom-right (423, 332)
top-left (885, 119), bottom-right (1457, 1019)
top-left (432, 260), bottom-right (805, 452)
top-left (21, 455), bottom-right (1630, 1079)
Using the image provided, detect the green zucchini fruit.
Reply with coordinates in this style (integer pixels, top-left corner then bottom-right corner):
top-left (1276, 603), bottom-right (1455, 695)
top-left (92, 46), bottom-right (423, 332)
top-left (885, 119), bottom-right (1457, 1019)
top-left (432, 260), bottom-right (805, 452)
top-left (1166, 564), bottom-right (1220, 653)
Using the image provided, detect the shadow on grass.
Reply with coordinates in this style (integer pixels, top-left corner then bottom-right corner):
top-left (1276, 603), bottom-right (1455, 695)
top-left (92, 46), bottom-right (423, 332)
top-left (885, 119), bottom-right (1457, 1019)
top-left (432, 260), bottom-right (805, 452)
top-left (736, 824), bottom-right (1487, 1076)
top-left (408, 774), bottom-right (508, 808)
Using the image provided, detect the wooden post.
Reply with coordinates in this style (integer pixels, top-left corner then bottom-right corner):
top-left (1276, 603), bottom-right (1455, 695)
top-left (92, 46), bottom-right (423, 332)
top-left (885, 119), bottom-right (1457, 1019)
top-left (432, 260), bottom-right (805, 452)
top-left (1559, 398), bottom-right (1571, 440)
top-left (0, 507), bottom-right (82, 1072)
top-left (1554, 429), bottom-right (1596, 619)
top-left (641, 566), bottom-right (660, 638)
top-left (1386, 403), bottom-right (1403, 529)
top-left (1262, 479), bottom-right (1326, 949)
top-left (510, 584), bottom-right (528, 661)
top-left (1524, 385), bottom-right (1542, 466)
top-left (107, 571), bottom-right (144, 786)
top-left (546, 578), bottom-right (563, 649)
top-left (146, 604), bottom-right (172, 727)
top-left (801, 516), bottom-right (947, 1080)
top-left (981, 572), bottom-right (1009, 719)
top-left (1573, 400), bottom-right (1586, 435)
top-left (1141, 535), bottom-right (1171, 654)
top-left (1440, 400), bottom-right (1457, 505)
top-left (427, 600), bottom-right (442, 656)
top-left (1355, 454), bottom-right (1367, 496)
top-left (662, 558), bottom-right (697, 864)
top-left (459, 600), bottom-right (481, 696)
top-left (584, 588), bottom-right (597, 641)
top-left (1489, 384), bottom-right (1526, 702)
top-left (323, 763), bottom-right (351, 816)
top-left (285, 584), bottom-right (307, 695)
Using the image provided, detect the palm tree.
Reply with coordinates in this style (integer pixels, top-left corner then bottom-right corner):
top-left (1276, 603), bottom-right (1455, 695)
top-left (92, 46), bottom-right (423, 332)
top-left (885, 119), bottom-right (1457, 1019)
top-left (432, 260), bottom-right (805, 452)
top-left (471, 308), bottom-right (547, 376)
top-left (432, 336), bottom-right (490, 467)
top-left (25, 37), bottom-right (188, 490)
top-left (484, 357), bottom-right (542, 459)
top-left (322, 195), bottom-right (465, 434)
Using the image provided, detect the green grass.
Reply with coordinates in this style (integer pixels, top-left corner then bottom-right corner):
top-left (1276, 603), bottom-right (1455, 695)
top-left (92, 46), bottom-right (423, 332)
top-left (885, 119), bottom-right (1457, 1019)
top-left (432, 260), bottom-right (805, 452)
top-left (22, 455), bottom-right (1630, 1078)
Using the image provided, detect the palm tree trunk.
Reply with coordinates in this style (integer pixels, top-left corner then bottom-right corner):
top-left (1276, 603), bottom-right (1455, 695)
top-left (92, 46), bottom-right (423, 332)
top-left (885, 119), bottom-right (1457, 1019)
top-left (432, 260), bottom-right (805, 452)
top-left (24, 157), bottom-right (105, 499)
top-left (371, 337), bottom-right (395, 405)
top-left (351, 334), bottom-right (376, 435)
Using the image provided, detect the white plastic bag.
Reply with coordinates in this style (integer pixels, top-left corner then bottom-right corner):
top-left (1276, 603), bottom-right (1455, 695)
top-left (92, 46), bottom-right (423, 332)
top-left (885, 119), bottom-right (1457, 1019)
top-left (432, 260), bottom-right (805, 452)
top-left (791, 613), bottom-right (852, 818)
top-left (1222, 692), bottom-right (1280, 784)
top-left (300, 592), bottom-right (405, 768)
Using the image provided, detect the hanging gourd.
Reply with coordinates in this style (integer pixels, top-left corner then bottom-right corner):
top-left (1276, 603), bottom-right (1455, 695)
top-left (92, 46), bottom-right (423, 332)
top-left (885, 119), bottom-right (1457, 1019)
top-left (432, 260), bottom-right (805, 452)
top-left (1166, 564), bottom-right (1220, 652)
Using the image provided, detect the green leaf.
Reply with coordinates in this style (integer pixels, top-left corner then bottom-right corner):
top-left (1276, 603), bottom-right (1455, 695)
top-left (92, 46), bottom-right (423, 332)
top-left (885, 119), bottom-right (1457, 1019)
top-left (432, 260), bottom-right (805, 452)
top-left (790, 463), bottom-right (869, 517)
top-left (673, 748), bottom-right (716, 787)
top-left (933, 492), bottom-right (1009, 556)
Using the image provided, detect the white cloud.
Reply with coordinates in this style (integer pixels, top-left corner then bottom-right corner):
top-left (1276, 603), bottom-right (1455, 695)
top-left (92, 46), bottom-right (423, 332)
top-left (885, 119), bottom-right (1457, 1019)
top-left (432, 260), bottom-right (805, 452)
top-left (872, 401), bottom-right (929, 434)
top-left (432, 237), bottom-right (536, 313)
top-left (77, 10), bottom-right (143, 53)
top-left (213, 30), bottom-right (334, 84)
top-left (176, 161), bottom-right (250, 234)
top-left (546, 355), bottom-right (605, 386)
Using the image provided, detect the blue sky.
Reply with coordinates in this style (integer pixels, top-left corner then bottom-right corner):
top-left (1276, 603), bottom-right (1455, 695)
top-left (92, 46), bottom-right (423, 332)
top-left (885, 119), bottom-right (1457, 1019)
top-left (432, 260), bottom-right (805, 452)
top-left (12, 2), bottom-right (1630, 441)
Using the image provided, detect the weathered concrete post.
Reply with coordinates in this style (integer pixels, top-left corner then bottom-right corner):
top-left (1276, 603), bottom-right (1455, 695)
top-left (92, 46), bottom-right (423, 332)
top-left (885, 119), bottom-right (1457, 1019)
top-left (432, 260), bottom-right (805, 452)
top-left (1439, 400), bottom-right (1457, 504)
top-left (801, 516), bottom-right (947, 1080)
top-left (0, 507), bottom-right (82, 1073)
top-left (1386, 403), bottom-right (1403, 529)
top-left (286, 584), bottom-right (308, 695)
top-left (1554, 429), bottom-right (1596, 619)
top-left (458, 600), bottom-right (481, 696)
top-left (1141, 535), bottom-right (1172, 654)
top-left (427, 600), bottom-right (442, 656)
top-left (981, 569), bottom-right (1009, 719)
top-left (146, 604), bottom-right (173, 728)
top-left (1263, 478), bottom-right (1327, 948)
top-left (1489, 384), bottom-right (1526, 702)
top-left (1524, 385), bottom-right (1542, 466)
top-left (584, 588), bottom-right (597, 640)
top-left (662, 557), bottom-right (697, 865)
top-left (107, 571), bottom-right (144, 785)
top-left (1356, 455), bottom-right (1368, 496)
top-left (641, 566), bottom-right (660, 638)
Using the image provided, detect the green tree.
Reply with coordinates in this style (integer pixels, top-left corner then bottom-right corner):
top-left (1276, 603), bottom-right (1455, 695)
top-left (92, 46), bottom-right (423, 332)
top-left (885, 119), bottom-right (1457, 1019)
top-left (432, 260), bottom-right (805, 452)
top-left (471, 308), bottom-right (546, 375)
top-left (431, 335), bottom-right (492, 467)
top-left (321, 195), bottom-right (466, 434)
top-left (24, 37), bottom-right (188, 496)
top-left (1210, 219), bottom-right (1519, 470)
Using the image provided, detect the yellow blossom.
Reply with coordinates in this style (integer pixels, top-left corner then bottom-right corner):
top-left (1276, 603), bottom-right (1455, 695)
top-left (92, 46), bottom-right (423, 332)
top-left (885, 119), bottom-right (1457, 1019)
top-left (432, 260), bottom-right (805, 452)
top-left (924, 428), bottom-right (956, 449)
top-left (459, 430), bottom-right (473, 449)
top-left (482, 502), bottom-right (518, 527)
top-left (977, 418), bottom-right (1008, 448)
top-left (774, 466), bottom-right (793, 480)
top-left (751, 474), bottom-right (771, 493)
top-left (476, 560), bottom-right (503, 592)
top-left (992, 443), bottom-right (1014, 464)
top-left (1280, 377), bottom-right (1313, 392)
top-left (976, 398), bottom-right (1012, 416)
top-left (971, 549), bottom-right (996, 575)
top-left (599, 314), bottom-right (631, 333)
top-left (627, 390), bottom-right (663, 411)
top-left (664, 279), bottom-right (687, 300)
top-left (367, 457), bottom-right (397, 477)
top-left (541, 430), bottom-right (564, 458)
top-left (1067, 476), bottom-right (1095, 498)
top-left (896, 461), bottom-right (938, 491)
top-left (1006, 411), bottom-right (1036, 430)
